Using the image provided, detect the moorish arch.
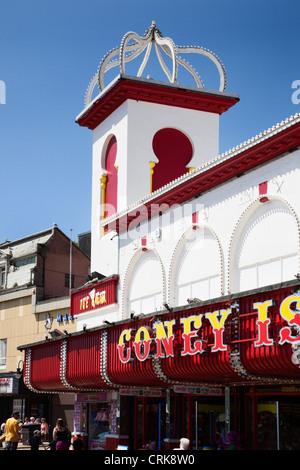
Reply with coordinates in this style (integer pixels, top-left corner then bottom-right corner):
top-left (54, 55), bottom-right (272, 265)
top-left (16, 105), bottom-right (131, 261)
top-left (100, 134), bottom-right (118, 221)
top-left (168, 224), bottom-right (224, 307)
top-left (228, 195), bottom-right (300, 294)
top-left (121, 248), bottom-right (166, 319)
top-left (151, 127), bottom-right (194, 192)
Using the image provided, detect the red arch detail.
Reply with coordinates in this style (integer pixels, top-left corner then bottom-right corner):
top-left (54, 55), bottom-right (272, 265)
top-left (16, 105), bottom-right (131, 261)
top-left (152, 128), bottom-right (193, 192)
top-left (105, 136), bottom-right (118, 218)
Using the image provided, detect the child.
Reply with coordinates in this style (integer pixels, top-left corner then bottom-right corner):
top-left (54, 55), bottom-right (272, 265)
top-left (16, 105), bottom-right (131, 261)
top-left (72, 432), bottom-right (84, 451)
top-left (29, 429), bottom-right (47, 451)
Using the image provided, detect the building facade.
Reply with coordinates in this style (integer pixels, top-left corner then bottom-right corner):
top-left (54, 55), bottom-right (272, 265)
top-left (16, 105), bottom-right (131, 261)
top-left (18, 24), bottom-right (300, 450)
top-left (0, 225), bottom-right (90, 429)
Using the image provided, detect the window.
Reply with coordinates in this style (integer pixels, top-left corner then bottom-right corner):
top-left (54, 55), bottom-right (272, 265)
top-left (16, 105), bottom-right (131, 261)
top-left (0, 266), bottom-right (5, 288)
top-left (64, 274), bottom-right (74, 288)
top-left (14, 256), bottom-right (36, 267)
top-left (0, 339), bottom-right (7, 369)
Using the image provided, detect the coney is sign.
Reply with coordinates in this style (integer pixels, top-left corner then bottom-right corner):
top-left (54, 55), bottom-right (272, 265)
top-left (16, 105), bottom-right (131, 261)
top-left (117, 294), bottom-right (300, 363)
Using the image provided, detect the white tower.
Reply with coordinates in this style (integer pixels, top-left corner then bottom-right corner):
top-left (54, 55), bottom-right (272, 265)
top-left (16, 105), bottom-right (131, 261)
top-left (76, 22), bottom-right (239, 276)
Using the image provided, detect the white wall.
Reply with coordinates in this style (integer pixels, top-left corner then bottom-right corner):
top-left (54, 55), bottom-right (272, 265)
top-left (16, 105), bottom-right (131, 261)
top-left (87, 95), bottom-right (300, 328)
top-left (90, 99), bottom-right (219, 276)
top-left (118, 148), bottom-right (300, 319)
top-left (126, 100), bottom-right (219, 206)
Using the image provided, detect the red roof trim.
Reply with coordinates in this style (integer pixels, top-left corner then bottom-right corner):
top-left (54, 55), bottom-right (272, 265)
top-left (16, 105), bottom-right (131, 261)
top-left (76, 76), bottom-right (239, 130)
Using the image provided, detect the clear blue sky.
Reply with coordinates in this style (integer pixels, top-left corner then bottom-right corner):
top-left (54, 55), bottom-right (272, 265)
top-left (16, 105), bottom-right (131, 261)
top-left (1, 0), bottom-right (299, 244)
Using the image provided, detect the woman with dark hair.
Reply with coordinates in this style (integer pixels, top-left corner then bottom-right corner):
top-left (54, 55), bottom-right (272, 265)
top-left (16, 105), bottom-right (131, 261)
top-left (52, 418), bottom-right (71, 450)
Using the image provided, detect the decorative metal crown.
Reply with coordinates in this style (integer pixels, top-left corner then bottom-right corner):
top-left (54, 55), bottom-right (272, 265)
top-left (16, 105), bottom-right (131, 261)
top-left (84, 21), bottom-right (227, 107)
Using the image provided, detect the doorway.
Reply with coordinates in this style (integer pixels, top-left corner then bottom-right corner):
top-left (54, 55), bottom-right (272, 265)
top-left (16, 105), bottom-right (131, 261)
top-left (257, 399), bottom-right (300, 450)
top-left (190, 396), bottom-right (226, 450)
top-left (134, 397), bottom-right (166, 450)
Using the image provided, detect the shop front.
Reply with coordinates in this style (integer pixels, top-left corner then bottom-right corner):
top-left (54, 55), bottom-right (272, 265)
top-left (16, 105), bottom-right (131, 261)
top-left (18, 280), bottom-right (300, 450)
top-left (73, 392), bottom-right (118, 450)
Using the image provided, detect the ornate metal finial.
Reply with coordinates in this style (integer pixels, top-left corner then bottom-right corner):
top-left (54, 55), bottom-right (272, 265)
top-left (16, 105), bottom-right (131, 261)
top-left (84, 22), bottom-right (227, 107)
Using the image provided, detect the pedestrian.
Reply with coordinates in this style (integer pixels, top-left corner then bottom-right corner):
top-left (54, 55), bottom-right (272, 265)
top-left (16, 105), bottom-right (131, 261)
top-left (173, 437), bottom-right (190, 450)
top-left (52, 418), bottom-right (71, 450)
top-left (40, 417), bottom-right (49, 442)
top-left (29, 429), bottom-right (47, 451)
top-left (0, 419), bottom-right (6, 448)
top-left (4, 411), bottom-right (21, 450)
top-left (72, 432), bottom-right (84, 451)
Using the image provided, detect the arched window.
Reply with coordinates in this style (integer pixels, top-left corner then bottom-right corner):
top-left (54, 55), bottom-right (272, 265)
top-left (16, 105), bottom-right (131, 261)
top-left (151, 128), bottom-right (193, 192)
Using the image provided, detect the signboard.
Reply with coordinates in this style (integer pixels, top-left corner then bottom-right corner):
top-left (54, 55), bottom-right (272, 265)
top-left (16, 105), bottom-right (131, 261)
top-left (120, 389), bottom-right (163, 397)
top-left (117, 293), bottom-right (300, 363)
top-left (76, 393), bottom-right (107, 403)
top-left (0, 377), bottom-right (13, 394)
top-left (173, 385), bottom-right (222, 396)
top-left (71, 276), bottom-right (118, 316)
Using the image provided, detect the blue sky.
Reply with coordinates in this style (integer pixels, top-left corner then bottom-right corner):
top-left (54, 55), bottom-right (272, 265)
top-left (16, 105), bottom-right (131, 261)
top-left (0, 0), bottom-right (299, 244)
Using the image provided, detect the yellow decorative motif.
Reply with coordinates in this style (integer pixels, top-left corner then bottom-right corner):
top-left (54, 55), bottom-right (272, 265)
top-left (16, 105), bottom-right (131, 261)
top-left (149, 161), bottom-right (156, 193)
top-left (100, 175), bottom-right (107, 236)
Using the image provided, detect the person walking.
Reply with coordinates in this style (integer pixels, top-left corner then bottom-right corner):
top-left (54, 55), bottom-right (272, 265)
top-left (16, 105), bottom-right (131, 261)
top-left (4, 411), bottom-right (22, 451)
top-left (52, 418), bottom-right (71, 450)
top-left (40, 418), bottom-right (49, 442)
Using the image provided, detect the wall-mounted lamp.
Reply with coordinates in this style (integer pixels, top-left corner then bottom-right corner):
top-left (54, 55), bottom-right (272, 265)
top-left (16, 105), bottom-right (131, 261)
top-left (16, 360), bottom-right (24, 379)
top-left (103, 320), bottom-right (115, 326)
top-left (83, 324), bottom-right (87, 331)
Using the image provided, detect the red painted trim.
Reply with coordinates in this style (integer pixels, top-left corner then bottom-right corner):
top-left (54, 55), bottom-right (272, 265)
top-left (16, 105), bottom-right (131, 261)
top-left (105, 136), bottom-right (118, 218)
top-left (28, 342), bottom-right (65, 391)
top-left (23, 283), bottom-right (300, 391)
top-left (65, 331), bottom-right (112, 389)
top-left (76, 76), bottom-right (239, 130)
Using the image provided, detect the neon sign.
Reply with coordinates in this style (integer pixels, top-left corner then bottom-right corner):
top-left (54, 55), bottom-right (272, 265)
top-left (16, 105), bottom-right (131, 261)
top-left (117, 294), bottom-right (300, 363)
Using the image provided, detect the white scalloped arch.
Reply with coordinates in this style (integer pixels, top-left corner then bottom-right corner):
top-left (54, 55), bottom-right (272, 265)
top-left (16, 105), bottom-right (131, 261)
top-left (168, 223), bottom-right (224, 306)
top-left (228, 195), bottom-right (300, 294)
top-left (121, 247), bottom-right (166, 319)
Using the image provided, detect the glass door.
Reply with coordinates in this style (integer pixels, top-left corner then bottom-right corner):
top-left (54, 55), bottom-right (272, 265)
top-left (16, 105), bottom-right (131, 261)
top-left (134, 397), bottom-right (166, 450)
top-left (158, 402), bottom-right (166, 450)
top-left (146, 400), bottom-right (166, 450)
top-left (257, 400), bottom-right (278, 450)
top-left (257, 399), bottom-right (300, 450)
top-left (193, 398), bottom-right (226, 450)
